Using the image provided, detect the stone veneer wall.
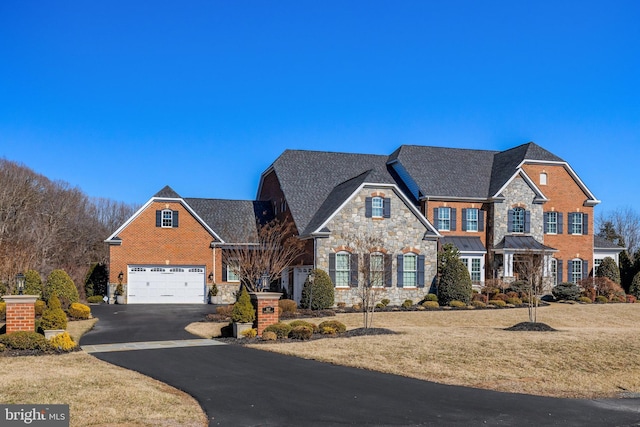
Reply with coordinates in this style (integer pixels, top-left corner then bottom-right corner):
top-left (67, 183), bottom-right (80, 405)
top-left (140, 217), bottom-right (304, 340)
top-left (316, 186), bottom-right (437, 306)
top-left (493, 175), bottom-right (544, 246)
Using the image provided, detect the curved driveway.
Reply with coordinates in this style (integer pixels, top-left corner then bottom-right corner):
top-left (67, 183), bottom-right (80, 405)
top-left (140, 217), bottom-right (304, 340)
top-left (82, 304), bottom-right (640, 426)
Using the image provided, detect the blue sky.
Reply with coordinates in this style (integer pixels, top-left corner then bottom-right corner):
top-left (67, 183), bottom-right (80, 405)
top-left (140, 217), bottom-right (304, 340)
top-left (1, 1), bottom-right (638, 219)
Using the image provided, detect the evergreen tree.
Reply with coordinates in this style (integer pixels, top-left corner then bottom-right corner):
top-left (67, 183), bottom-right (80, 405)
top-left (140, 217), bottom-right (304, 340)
top-left (596, 257), bottom-right (621, 285)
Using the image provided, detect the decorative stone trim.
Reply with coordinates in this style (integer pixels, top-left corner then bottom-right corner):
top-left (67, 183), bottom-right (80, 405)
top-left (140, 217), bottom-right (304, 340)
top-left (370, 191), bottom-right (386, 198)
top-left (334, 245), bottom-right (353, 253)
top-left (401, 247), bottom-right (421, 254)
top-left (369, 246), bottom-right (387, 254)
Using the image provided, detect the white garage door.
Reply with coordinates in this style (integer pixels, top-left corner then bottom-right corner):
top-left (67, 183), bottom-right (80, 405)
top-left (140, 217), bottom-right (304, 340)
top-left (127, 266), bottom-right (206, 304)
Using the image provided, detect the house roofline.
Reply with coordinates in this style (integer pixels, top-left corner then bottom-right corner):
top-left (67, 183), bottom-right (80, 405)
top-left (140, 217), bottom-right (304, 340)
top-left (519, 159), bottom-right (600, 205)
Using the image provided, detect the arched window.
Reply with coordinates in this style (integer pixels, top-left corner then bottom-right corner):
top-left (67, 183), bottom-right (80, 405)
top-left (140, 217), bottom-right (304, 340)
top-left (511, 207), bottom-right (525, 233)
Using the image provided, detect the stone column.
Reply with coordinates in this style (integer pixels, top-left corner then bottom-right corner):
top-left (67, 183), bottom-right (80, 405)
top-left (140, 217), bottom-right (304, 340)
top-left (3, 295), bottom-right (38, 334)
top-left (251, 292), bottom-right (282, 336)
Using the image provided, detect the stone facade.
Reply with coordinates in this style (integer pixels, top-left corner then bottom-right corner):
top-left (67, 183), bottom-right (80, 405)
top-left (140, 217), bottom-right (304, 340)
top-left (493, 174), bottom-right (544, 245)
top-left (315, 186), bottom-right (437, 306)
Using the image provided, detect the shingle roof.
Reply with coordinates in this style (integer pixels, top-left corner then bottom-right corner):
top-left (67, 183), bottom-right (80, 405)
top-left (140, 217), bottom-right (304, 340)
top-left (440, 236), bottom-right (487, 252)
top-left (184, 198), bottom-right (273, 243)
top-left (268, 150), bottom-right (400, 236)
top-left (154, 185), bottom-right (181, 198)
top-left (594, 235), bottom-right (625, 250)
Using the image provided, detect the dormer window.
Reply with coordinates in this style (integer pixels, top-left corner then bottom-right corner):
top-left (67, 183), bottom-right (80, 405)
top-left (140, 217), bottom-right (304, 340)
top-left (156, 209), bottom-right (179, 228)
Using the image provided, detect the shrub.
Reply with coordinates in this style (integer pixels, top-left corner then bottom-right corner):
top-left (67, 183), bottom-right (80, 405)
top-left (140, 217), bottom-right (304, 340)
top-left (34, 300), bottom-right (46, 316)
top-left (216, 305), bottom-right (234, 318)
top-left (48, 294), bottom-right (62, 310)
top-left (578, 278), bottom-right (596, 302)
top-left (318, 320), bottom-right (346, 334)
top-left (48, 331), bottom-right (77, 352)
top-left (401, 299), bottom-right (413, 309)
top-left (68, 302), bottom-right (91, 319)
top-left (289, 325), bottom-right (313, 340)
top-left (471, 300), bottom-right (486, 308)
top-left (596, 257), bottom-right (621, 284)
top-left (422, 301), bottom-right (439, 309)
top-left (0, 302), bottom-right (5, 320)
top-left (264, 322), bottom-right (292, 339)
top-left (300, 269), bottom-right (334, 310)
top-left (380, 298), bottom-right (390, 307)
top-left (506, 297), bottom-right (522, 305)
top-left (488, 299), bottom-right (506, 308)
top-left (0, 331), bottom-right (50, 351)
top-left (438, 258), bottom-right (472, 305)
top-left (321, 326), bottom-right (337, 335)
top-left (43, 270), bottom-right (79, 306)
top-left (630, 271), bottom-right (640, 299)
top-left (23, 269), bottom-right (43, 297)
top-left (595, 277), bottom-right (626, 302)
top-left (87, 295), bottom-right (104, 304)
top-left (375, 302), bottom-right (385, 309)
top-left (289, 320), bottom-right (318, 333)
top-left (449, 300), bottom-right (466, 308)
top-left (261, 330), bottom-right (277, 341)
top-left (336, 302), bottom-right (346, 309)
top-left (595, 295), bottom-right (608, 303)
top-left (506, 280), bottom-right (529, 296)
top-left (578, 296), bottom-right (593, 304)
top-left (552, 282), bottom-right (581, 301)
top-left (352, 303), bottom-right (362, 311)
top-left (231, 287), bottom-right (255, 323)
top-left (40, 294), bottom-right (68, 330)
top-left (627, 295), bottom-right (637, 304)
top-left (278, 299), bottom-right (297, 314)
top-left (241, 328), bottom-right (257, 338)
top-left (493, 293), bottom-right (508, 302)
top-left (472, 293), bottom-right (488, 304)
top-left (425, 293), bottom-right (438, 302)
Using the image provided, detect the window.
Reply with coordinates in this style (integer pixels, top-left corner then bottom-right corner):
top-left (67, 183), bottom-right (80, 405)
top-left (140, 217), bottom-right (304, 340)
top-left (372, 197), bottom-right (384, 218)
top-left (594, 258), bottom-right (603, 275)
top-left (169, 268), bottom-right (184, 272)
top-left (571, 260), bottom-right (583, 284)
top-left (461, 257), bottom-right (482, 283)
top-left (571, 213), bottom-right (584, 235)
top-left (162, 210), bottom-right (173, 227)
top-left (226, 264), bottom-right (240, 282)
top-left (509, 207), bottom-right (529, 233)
top-left (369, 253), bottom-right (385, 287)
top-left (403, 253), bottom-right (417, 287)
top-left (466, 209), bottom-right (478, 232)
top-left (157, 209), bottom-right (179, 228)
top-left (546, 212), bottom-right (558, 234)
top-left (540, 173), bottom-right (548, 185)
top-left (335, 252), bottom-right (351, 287)
top-left (437, 207), bottom-right (451, 231)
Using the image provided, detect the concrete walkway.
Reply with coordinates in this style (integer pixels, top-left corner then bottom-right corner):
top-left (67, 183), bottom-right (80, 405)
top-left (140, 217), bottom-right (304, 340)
top-left (82, 338), bottom-right (226, 353)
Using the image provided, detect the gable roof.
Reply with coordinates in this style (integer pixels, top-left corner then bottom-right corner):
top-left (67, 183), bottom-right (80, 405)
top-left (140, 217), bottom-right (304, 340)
top-left (594, 235), bottom-right (625, 251)
top-left (154, 185), bottom-right (182, 199)
top-left (262, 150), bottom-right (402, 236)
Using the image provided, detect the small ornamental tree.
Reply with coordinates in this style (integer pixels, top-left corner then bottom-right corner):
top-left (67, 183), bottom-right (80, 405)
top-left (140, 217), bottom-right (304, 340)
top-left (231, 287), bottom-right (255, 324)
top-left (438, 258), bottom-right (472, 306)
top-left (43, 269), bottom-right (79, 306)
top-left (596, 257), bottom-right (621, 285)
top-left (630, 271), bottom-right (640, 299)
top-left (300, 269), bottom-right (334, 310)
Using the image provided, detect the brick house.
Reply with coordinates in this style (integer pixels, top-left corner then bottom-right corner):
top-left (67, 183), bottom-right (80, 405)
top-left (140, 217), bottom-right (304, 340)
top-left (108, 142), bottom-right (613, 304)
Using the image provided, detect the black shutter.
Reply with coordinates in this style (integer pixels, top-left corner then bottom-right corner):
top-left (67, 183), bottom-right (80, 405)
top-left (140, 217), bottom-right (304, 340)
top-left (478, 210), bottom-right (484, 232)
top-left (583, 260), bottom-right (589, 279)
top-left (397, 254), bottom-right (404, 288)
top-left (583, 213), bottom-right (589, 235)
top-left (222, 262), bottom-right (228, 282)
top-left (543, 212), bottom-right (549, 233)
top-left (433, 208), bottom-right (439, 228)
top-left (557, 260), bottom-right (563, 283)
top-left (384, 253), bottom-right (392, 287)
top-left (462, 209), bottom-right (467, 231)
top-left (508, 209), bottom-right (514, 232)
top-left (567, 260), bottom-right (573, 282)
top-left (524, 210), bottom-right (531, 233)
top-left (364, 253), bottom-right (370, 285)
top-left (329, 253), bottom-right (336, 285)
top-left (173, 211), bottom-right (179, 227)
top-left (350, 254), bottom-right (358, 287)
top-left (451, 208), bottom-right (457, 231)
top-left (383, 198), bottom-right (391, 218)
top-left (558, 213), bottom-right (563, 234)
top-left (365, 197), bottom-right (372, 218)
top-left (568, 213), bottom-right (574, 234)
top-left (156, 210), bottom-right (162, 227)
top-left (417, 255), bottom-right (425, 288)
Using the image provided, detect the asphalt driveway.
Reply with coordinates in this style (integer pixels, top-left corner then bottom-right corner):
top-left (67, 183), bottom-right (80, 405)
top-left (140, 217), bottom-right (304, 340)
top-left (82, 304), bottom-right (640, 426)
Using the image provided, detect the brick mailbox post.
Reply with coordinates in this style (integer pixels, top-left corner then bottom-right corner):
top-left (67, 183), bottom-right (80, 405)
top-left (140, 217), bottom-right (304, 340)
top-left (3, 295), bottom-right (38, 334)
top-left (251, 292), bottom-right (282, 336)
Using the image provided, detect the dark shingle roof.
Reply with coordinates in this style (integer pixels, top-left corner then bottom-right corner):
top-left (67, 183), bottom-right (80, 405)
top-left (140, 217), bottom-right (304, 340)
top-left (440, 236), bottom-right (487, 252)
top-left (594, 235), bottom-right (625, 250)
top-left (184, 198), bottom-right (273, 243)
top-left (268, 150), bottom-right (399, 236)
top-left (494, 236), bottom-right (557, 251)
top-left (154, 185), bottom-right (181, 198)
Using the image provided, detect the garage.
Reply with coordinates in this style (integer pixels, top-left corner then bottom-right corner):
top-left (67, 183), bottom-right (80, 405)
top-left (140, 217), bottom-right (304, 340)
top-left (127, 265), bottom-right (206, 303)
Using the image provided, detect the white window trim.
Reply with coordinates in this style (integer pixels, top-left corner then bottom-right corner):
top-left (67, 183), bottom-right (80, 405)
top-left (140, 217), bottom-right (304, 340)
top-left (546, 211), bottom-right (558, 235)
top-left (226, 264), bottom-right (240, 282)
top-left (438, 208), bottom-right (451, 232)
top-left (335, 252), bottom-right (351, 288)
top-left (161, 209), bottom-right (173, 228)
top-left (571, 213), bottom-right (584, 235)
top-left (540, 172), bottom-right (548, 186)
top-left (571, 259), bottom-right (583, 284)
top-left (372, 197), bottom-right (384, 218)
top-left (512, 207), bottom-right (525, 233)
top-left (403, 253), bottom-right (418, 288)
top-left (466, 208), bottom-right (478, 232)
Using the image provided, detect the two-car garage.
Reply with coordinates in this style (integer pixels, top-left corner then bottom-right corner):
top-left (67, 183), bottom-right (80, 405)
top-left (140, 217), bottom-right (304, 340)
top-left (127, 265), bottom-right (206, 304)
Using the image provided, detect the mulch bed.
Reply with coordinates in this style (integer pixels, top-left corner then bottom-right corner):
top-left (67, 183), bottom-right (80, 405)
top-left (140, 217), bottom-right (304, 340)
top-left (217, 327), bottom-right (397, 345)
top-left (504, 322), bottom-right (557, 332)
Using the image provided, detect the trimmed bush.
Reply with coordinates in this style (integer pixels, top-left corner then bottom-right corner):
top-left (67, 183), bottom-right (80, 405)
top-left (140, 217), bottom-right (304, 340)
top-left (48, 331), bottom-right (77, 352)
top-left (630, 271), bottom-right (640, 299)
top-left (489, 299), bottom-right (506, 308)
top-left (300, 269), bottom-right (334, 310)
top-left (438, 258), bottom-right (472, 305)
top-left (596, 257), bottom-right (621, 284)
top-left (552, 282), bottom-right (581, 301)
top-left (596, 277), bottom-right (626, 302)
top-left (289, 320), bottom-right (318, 333)
top-left (471, 300), bottom-right (486, 308)
top-left (34, 300), bottom-right (46, 316)
top-left (506, 297), bottom-right (523, 306)
top-left (264, 322), bottom-right (292, 339)
top-left (449, 300), bottom-right (466, 308)
top-left (68, 302), bottom-right (91, 319)
top-left (380, 298), bottom-right (391, 307)
top-left (321, 326), bottom-right (337, 335)
top-left (336, 302), bottom-right (346, 309)
top-left (48, 294), bottom-right (62, 310)
top-left (261, 330), bottom-right (277, 341)
top-left (231, 287), bottom-right (255, 323)
top-left (40, 295), bottom-right (68, 330)
top-left (401, 299), bottom-right (414, 309)
top-left (43, 270), bottom-right (79, 306)
top-left (278, 299), bottom-right (297, 314)
top-left (578, 296), bottom-right (593, 304)
top-left (23, 269), bottom-right (43, 297)
top-left (0, 331), bottom-right (50, 351)
top-left (241, 328), bottom-right (257, 338)
top-left (506, 280), bottom-right (529, 296)
top-left (425, 293), bottom-right (438, 302)
top-left (87, 295), bottom-right (104, 304)
top-left (493, 293), bottom-right (508, 302)
top-left (318, 320), bottom-right (346, 334)
top-left (0, 302), bottom-right (5, 320)
top-left (595, 295), bottom-right (608, 303)
top-left (352, 303), bottom-right (362, 311)
top-left (422, 301), bottom-right (439, 309)
top-left (289, 325), bottom-right (313, 340)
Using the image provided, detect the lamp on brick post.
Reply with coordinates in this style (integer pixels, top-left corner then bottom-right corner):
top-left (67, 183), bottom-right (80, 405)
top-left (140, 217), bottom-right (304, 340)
top-left (16, 272), bottom-right (25, 295)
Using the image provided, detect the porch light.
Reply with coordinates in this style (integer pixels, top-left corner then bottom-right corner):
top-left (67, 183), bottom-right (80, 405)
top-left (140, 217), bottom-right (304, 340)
top-left (208, 272), bottom-right (214, 282)
top-left (118, 271), bottom-right (124, 283)
top-left (16, 272), bottom-right (25, 295)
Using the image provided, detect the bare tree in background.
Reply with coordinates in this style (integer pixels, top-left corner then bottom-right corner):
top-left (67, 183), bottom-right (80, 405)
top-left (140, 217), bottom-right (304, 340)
top-left (221, 219), bottom-right (305, 293)
top-left (597, 207), bottom-right (640, 259)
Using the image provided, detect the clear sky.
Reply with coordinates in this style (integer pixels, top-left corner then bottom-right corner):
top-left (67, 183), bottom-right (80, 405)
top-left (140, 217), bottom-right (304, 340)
top-left (1, 1), bottom-right (638, 219)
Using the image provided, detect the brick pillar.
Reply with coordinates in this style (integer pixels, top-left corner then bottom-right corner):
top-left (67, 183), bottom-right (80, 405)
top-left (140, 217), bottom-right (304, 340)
top-left (3, 295), bottom-right (38, 334)
top-left (250, 292), bottom-right (282, 337)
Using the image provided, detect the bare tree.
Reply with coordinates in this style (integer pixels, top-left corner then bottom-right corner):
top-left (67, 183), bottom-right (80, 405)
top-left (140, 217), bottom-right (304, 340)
top-left (597, 207), bottom-right (640, 259)
top-left (512, 249), bottom-right (551, 323)
top-left (221, 219), bottom-right (305, 292)
top-left (339, 231), bottom-right (388, 329)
